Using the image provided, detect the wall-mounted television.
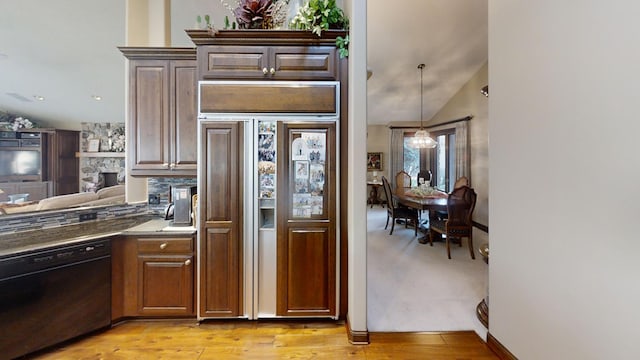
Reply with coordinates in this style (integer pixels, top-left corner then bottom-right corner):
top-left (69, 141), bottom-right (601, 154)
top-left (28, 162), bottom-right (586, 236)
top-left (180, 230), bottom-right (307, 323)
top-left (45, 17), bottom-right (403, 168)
top-left (0, 150), bottom-right (42, 181)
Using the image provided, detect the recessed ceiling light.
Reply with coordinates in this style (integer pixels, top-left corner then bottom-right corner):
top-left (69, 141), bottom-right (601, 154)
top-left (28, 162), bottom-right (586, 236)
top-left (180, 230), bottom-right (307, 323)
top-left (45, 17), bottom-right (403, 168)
top-left (91, 95), bottom-right (102, 101)
top-left (33, 95), bottom-right (45, 101)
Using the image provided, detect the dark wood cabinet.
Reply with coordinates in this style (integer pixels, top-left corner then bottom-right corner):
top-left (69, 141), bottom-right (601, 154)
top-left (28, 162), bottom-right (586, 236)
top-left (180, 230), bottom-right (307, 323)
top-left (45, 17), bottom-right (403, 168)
top-left (44, 129), bottom-right (79, 195)
top-left (137, 237), bottom-right (194, 316)
top-left (0, 181), bottom-right (51, 202)
top-left (198, 45), bottom-right (337, 80)
top-left (111, 235), bottom-right (195, 319)
top-left (120, 48), bottom-right (197, 177)
top-left (191, 30), bottom-right (349, 319)
top-left (198, 122), bottom-right (244, 317)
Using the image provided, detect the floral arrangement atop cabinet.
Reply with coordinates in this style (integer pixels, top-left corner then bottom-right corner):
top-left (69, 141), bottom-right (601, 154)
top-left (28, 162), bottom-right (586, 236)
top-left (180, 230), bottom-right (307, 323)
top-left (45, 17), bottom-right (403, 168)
top-left (214, 0), bottom-right (349, 57)
top-left (0, 112), bottom-right (36, 131)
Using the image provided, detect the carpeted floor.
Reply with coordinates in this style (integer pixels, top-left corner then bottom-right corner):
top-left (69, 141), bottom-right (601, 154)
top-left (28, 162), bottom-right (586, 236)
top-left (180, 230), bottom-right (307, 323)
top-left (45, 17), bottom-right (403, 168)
top-left (366, 205), bottom-right (488, 339)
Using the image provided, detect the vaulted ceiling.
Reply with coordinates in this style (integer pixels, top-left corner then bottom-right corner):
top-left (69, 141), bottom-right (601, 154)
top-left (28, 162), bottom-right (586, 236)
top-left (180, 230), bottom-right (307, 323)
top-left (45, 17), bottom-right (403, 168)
top-left (0, 0), bottom-right (487, 130)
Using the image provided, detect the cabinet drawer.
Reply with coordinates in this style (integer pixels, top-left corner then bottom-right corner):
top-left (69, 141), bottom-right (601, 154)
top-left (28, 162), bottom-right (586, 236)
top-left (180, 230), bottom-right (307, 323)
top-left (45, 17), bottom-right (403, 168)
top-left (137, 237), bottom-right (193, 253)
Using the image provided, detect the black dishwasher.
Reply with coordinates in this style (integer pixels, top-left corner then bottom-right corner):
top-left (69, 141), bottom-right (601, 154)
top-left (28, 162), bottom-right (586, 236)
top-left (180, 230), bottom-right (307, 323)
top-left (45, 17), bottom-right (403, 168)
top-left (0, 238), bottom-right (112, 359)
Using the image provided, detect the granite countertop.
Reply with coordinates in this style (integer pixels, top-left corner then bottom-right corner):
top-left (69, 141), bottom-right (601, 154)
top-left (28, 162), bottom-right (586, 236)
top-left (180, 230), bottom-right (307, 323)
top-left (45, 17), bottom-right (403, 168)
top-left (0, 216), bottom-right (197, 258)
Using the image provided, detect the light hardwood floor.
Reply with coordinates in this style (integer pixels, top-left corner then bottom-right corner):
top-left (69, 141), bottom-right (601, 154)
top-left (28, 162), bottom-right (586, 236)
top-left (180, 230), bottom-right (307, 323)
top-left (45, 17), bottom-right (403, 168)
top-left (30, 319), bottom-right (499, 359)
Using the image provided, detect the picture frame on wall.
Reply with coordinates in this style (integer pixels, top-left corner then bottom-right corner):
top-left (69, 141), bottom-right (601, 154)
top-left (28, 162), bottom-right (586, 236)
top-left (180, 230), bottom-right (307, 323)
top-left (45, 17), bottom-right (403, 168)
top-left (367, 152), bottom-right (382, 171)
top-left (87, 139), bottom-right (100, 152)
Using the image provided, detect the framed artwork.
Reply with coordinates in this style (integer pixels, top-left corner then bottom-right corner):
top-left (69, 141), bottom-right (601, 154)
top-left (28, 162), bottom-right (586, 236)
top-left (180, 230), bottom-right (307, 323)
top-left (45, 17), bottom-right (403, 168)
top-left (367, 152), bottom-right (382, 171)
top-left (87, 139), bottom-right (100, 152)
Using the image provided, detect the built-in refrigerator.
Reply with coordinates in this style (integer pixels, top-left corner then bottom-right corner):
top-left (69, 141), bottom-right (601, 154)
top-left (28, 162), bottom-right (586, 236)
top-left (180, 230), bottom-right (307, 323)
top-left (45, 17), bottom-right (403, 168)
top-left (197, 81), bottom-right (340, 320)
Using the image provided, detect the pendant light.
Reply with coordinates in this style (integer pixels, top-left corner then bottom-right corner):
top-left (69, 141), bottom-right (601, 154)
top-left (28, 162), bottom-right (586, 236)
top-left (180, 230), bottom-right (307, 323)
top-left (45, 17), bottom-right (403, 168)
top-left (410, 64), bottom-right (437, 148)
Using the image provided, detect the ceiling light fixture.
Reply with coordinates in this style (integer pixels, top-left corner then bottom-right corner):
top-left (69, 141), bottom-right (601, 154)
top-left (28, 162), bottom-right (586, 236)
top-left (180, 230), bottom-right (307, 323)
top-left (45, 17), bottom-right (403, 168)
top-left (410, 64), bottom-right (437, 149)
top-left (91, 95), bottom-right (102, 101)
top-left (33, 95), bottom-right (45, 101)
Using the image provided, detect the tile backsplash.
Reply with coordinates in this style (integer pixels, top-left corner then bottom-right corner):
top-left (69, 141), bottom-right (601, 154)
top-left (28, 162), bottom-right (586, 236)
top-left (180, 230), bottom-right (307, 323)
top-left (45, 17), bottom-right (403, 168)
top-left (0, 202), bottom-right (149, 235)
top-left (147, 177), bottom-right (197, 215)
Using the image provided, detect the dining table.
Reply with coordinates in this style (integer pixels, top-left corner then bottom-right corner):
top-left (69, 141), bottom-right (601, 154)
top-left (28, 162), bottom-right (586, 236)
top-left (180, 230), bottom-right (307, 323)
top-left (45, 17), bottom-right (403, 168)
top-left (393, 188), bottom-right (448, 244)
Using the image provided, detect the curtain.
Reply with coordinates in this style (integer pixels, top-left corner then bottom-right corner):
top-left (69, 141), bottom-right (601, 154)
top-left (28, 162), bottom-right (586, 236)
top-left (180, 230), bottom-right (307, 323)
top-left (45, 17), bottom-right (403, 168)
top-left (389, 128), bottom-right (416, 189)
top-left (454, 121), bottom-right (470, 184)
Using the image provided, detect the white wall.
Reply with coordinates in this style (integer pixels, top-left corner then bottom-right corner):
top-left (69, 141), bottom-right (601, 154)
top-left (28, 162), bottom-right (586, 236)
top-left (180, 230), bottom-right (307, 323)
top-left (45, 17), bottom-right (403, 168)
top-left (344, 0), bottom-right (368, 336)
top-left (489, 1), bottom-right (640, 359)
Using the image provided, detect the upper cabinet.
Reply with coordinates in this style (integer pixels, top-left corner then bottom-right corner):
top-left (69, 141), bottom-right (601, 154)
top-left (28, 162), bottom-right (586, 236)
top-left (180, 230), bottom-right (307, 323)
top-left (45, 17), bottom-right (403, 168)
top-left (198, 45), bottom-right (337, 80)
top-left (187, 30), bottom-right (346, 81)
top-left (119, 48), bottom-right (197, 177)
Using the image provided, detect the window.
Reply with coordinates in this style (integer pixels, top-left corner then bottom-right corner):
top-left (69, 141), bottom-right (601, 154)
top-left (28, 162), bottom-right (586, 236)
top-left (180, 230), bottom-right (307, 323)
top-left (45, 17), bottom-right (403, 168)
top-left (392, 121), bottom-right (468, 193)
top-left (402, 130), bottom-right (456, 191)
top-left (403, 134), bottom-right (420, 185)
top-left (431, 131), bottom-right (456, 192)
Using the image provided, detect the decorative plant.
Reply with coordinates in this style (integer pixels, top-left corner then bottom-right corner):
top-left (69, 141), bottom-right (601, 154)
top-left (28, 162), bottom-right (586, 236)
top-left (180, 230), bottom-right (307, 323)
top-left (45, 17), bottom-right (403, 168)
top-left (11, 117), bottom-right (33, 131)
top-left (234, 0), bottom-right (273, 29)
top-left (196, 14), bottom-right (214, 30)
top-left (0, 113), bottom-right (36, 131)
top-left (289, 0), bottom-right (349, 58)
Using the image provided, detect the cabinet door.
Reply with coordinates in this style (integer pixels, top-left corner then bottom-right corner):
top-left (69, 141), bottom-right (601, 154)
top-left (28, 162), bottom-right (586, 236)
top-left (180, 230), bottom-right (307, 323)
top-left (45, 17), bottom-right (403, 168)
top-left (128, 60), bottom-right (170, 175)
top-left (270, 46), bottom-right (337, 80)
top-left (199, 122), bottom-right (244, 317)
top-left (16, 181), bottom-right (50, 201)
top-left (0, 183), bottom-right (18, 202)
top-left (137, 254), bottom-right (194, 316)
top-left (170, 60), bottom-right (197, 175)
top-left (199, 45), bottom-right (269, 79)
top-left (198, 45), bottom-right (337, 80)
top-left (47, 130), bottom-right (79, 195)
top-left (276, 122), bottom-right (337, 317)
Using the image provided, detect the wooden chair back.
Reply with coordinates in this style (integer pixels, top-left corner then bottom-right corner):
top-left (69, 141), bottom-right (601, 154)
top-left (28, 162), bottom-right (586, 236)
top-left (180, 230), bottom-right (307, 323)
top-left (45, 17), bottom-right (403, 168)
top-left (381, 176), bottom-right (394, 211)
top-left (395, 171), bottom-right (411, 192)
top-left (453, 176), bottom-right (469, 190)
top-left (381, 175), bottom-right (419, 236)
top-left (446, 185), bottom-right (477, 228)
top-left (429, 185), bottom-right (477, 259)
top-left (417, 169), bottom-right (432, 184)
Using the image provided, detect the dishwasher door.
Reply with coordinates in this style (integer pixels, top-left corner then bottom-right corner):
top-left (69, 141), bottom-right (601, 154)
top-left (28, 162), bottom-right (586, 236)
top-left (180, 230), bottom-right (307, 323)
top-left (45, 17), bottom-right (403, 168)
top-left (0, 240), bottom-right (112, 359)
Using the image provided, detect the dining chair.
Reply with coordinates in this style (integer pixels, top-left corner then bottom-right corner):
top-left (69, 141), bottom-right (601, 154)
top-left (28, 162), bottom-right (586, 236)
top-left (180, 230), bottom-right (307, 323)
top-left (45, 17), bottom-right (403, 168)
top-left (453, 176), bottom-right (469, 189)
top-left (395, 171), bottom-right (412, 193)
top-left (381, 176), bottom-right (419, 236)
top-left (434, 176), bottom-right (471, 221)
top-left (429, 185), bottom-right (477, 259)
top-left (417, 169), bottom-right (432, 185)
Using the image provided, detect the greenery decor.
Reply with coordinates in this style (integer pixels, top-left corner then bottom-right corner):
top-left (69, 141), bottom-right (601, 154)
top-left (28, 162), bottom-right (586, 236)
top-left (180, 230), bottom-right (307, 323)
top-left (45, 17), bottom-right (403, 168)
top-left (232, 0), bottom-right (289, 29)
top-left (289, 0), bottom-right (349, 58)
top-left (234, 0), bottom-right (273, 29)
top-left (217, 0), bottom-right (349, 57)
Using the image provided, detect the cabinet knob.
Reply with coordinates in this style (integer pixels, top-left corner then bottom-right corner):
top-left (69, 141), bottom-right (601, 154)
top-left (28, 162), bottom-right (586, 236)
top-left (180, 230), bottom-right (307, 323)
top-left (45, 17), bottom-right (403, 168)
top-left (184, 259), bottom-right (191, 266)
top-left (159, 243), bottom-right (167, 250)
top-left (262, 67), bottom-right (268, 75)
top-left (270, 67), bottom-right (276, 75)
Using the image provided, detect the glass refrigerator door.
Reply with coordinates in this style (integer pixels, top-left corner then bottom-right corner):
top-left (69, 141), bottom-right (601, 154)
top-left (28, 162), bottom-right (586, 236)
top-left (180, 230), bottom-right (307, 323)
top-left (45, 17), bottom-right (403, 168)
top-left (257, 120), bottom-right (276, 228)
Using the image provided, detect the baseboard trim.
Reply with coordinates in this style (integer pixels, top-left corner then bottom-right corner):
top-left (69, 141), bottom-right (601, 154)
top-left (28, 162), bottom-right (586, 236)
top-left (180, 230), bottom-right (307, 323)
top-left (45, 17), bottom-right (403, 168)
top-left (345, 316), bottom-right (370, 344)
top-left (473, 221), bottom-right (489, 233)
top-left (487, 332), bottom-right (517, 360)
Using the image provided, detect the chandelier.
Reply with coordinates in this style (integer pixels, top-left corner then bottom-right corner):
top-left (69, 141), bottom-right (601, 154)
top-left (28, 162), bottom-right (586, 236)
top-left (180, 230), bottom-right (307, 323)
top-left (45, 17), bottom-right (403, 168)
top-left (410, 64), bottom-right (437, 148)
